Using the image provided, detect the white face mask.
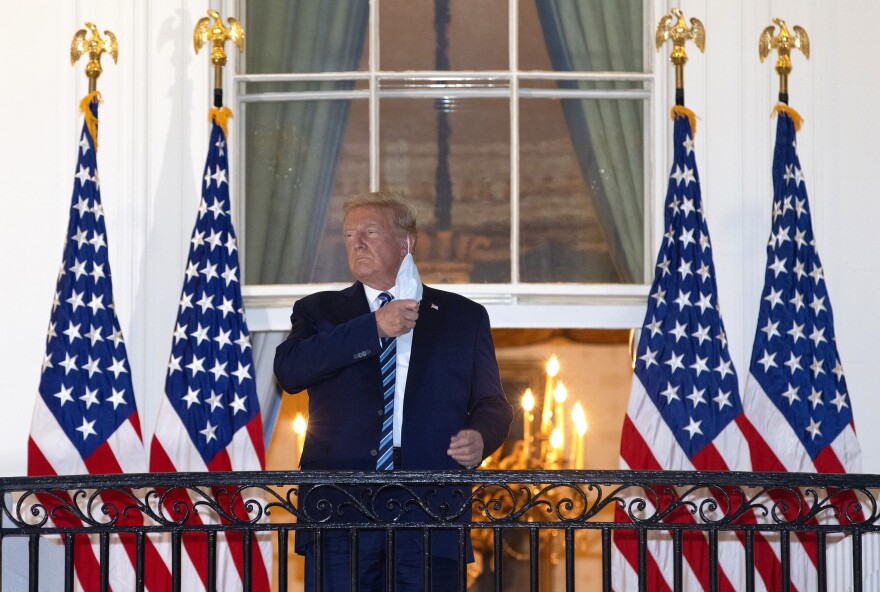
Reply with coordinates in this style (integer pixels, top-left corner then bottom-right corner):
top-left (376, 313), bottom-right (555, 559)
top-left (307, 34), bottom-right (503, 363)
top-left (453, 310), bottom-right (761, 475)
top-left (395, 236), bottom-right (423, 301)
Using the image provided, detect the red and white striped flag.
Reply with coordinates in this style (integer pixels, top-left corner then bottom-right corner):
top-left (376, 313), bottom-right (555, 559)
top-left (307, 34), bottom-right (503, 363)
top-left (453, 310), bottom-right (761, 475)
top-left (613, 108), bottom-right (787, 590)
top-left (739, 105), bottom-right (862, 590)
top-left (148, 108), bottom-right (271, 590)
top-left (28, 93), bottom-right (171, 591)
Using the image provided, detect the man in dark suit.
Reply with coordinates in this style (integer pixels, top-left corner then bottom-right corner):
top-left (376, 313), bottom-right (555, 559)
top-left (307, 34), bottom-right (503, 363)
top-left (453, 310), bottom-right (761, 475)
top-left (274, 192), bottom-right (512, 591)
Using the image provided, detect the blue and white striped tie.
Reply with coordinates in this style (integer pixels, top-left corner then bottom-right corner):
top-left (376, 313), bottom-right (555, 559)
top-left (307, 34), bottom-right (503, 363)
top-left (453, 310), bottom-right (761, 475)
top-left (376, 291), bottom-right (396, 471)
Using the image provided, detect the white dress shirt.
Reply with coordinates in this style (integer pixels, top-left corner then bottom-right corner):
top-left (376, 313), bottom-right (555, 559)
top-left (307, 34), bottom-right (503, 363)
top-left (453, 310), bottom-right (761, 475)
top-left (364, 285), bottom-right (414, 446)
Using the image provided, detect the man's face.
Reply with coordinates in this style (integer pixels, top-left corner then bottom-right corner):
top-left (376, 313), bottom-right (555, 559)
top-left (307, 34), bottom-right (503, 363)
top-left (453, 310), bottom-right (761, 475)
top-left (343, 205), bottom-right (408, 290)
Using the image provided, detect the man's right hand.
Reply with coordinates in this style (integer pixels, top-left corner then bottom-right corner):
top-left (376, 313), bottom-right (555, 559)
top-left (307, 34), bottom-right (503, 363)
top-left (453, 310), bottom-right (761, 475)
top-left (376, 299), bottom-right (419, 338)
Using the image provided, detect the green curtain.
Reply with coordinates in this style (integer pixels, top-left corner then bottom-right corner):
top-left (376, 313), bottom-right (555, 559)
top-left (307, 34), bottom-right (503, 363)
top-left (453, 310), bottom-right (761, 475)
top-left (245, 1), bottom-right (368, 439)
top-left (245, 1), bottom-right (368, 284)
top-left (535, 0), bottom-right (644, 282)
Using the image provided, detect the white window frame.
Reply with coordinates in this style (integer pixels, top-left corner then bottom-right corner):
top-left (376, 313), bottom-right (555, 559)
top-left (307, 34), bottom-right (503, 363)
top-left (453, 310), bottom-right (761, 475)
top-left (228, 0), bottom-right (670, 332)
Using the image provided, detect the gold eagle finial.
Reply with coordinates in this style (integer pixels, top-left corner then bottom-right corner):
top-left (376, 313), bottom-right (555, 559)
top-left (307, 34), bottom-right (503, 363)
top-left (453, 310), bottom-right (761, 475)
top-left (194, 9), bottom-right (244, 68)
top-left (71, 23), bottom-right (118, 93)
top-left (759, 19), bottom-right (809, 99)
top-left (656, 9), bottom-right (705, 99)
top-left (656, 8), bottom-right (705, 57)
top-left (194, 9), bottom-right (244, 99)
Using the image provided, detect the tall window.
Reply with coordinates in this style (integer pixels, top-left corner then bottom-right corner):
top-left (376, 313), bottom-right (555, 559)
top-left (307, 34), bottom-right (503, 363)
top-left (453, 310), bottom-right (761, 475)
top-left (237, 0), bottom-right (651, 293)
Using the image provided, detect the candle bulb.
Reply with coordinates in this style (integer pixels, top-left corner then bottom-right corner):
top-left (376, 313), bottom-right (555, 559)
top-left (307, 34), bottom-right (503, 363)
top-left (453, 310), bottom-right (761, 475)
top-left (550, 428), bottom-right (563, 449)
top-left (572, 402), bottom-right (588, 469)
top-left (293, 413), bottom-right (307, 466)
top-left (553, 381), bottom-right (567, 462)
top-left (521, 389), bottom-right (535, 462)
top-left (541, 355), bottom-right (560, 434)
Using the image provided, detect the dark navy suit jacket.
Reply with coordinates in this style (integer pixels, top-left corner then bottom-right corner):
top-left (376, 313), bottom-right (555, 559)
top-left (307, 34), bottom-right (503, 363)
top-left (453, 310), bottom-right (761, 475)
top-left (274, 282), bottom-right (512, 560)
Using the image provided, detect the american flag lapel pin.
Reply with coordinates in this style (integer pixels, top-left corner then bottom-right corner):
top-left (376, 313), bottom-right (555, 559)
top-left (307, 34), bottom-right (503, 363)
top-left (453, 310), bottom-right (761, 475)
top-left (431, 303), bottom-right (439, 310)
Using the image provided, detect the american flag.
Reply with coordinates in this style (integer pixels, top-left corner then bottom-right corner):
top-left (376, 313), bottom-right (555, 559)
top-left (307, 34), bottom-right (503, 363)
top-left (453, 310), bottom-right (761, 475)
top-left (148, 109), bottom-right (271, 590)
top-left (27, 96), bottom-right (171, 591)
top-left (740, 106), bottom-right (862, 590)
top-left (614, 110), bottom-right (759, 590)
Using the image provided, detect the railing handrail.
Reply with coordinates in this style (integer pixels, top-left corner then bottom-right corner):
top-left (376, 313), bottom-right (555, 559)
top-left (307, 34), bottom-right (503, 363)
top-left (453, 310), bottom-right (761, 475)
top-left (5, 469), bottom-right (880, 490)
top-left (5, 469), bottom-right (879, 591)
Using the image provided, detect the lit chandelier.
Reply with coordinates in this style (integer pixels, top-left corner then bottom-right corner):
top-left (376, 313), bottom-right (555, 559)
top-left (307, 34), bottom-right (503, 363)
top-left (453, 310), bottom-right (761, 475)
top-left (484, 355), bottom-right (588, 471)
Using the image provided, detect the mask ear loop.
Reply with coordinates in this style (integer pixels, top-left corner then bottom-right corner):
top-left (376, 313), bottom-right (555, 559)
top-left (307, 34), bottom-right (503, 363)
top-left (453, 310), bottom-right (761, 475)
top-left (405, 235), bottom-right (413, 255)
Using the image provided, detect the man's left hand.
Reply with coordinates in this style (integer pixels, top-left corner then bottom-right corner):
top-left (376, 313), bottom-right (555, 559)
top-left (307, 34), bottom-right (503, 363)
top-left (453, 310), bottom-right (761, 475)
top-left (447, 429), bottom-right (484, 468)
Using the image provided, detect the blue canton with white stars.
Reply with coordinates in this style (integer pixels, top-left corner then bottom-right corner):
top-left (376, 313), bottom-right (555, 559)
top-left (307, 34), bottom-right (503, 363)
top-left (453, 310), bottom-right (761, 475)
top-left (163, 121), bottom-right (259, 466)
top-left (747, 112), bottom-right (853, 460)
top-left (38, 104), bottom-right (137, 459)
top-left (634, 115), bottom-right (743, 460)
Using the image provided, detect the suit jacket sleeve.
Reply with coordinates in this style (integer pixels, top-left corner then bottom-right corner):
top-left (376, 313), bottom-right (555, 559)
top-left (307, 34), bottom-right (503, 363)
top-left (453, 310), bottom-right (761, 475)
top-left (466, 306), bottom-right (513, 459)
top-left (274, 296), bottom-right (380, 394)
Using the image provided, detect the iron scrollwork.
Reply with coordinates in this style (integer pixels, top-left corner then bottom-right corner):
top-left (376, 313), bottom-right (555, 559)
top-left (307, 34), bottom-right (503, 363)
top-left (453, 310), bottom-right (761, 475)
top-left (2, 470), bottom-right (879, 536)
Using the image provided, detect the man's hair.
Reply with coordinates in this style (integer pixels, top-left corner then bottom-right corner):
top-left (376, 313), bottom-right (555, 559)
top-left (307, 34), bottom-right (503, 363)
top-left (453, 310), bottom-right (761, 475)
top-left (343, 192), bottom-right (418, 239)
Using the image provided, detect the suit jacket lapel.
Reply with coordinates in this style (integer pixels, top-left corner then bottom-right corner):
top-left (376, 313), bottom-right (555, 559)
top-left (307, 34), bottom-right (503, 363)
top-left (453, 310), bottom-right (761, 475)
top-left (405, 286), bottom-right (441, 400)
top-left (341, 281), bottom-right (370, 320)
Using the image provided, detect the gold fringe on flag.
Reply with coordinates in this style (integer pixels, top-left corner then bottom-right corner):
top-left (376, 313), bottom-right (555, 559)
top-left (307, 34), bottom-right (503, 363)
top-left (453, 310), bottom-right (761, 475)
top-left (772, 103), bottom-right (804, 131)
top-left (209, 106), bottom-right (233, 138)
top-left (79, 91), bottom-right (103, 151)
top-left (671, 105), bottom-right (697, 136)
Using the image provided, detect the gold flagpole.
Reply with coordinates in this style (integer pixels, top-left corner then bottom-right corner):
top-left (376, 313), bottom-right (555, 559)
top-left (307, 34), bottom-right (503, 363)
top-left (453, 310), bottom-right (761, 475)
top-left (194, 9), bottom-right (244, 108)
top-left (759, 19), bottom-right (810, 105)
top-left (655, 8), bottom-right (705, 107)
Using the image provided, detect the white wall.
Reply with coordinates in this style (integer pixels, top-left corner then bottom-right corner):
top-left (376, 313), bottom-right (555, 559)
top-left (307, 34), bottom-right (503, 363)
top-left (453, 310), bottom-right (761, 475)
top-left (2, 0), bottom-right (880, 476)
top-left (1, 0), bottom-right (212, 476)
top-left (676, 0), bottom-right (880, 472)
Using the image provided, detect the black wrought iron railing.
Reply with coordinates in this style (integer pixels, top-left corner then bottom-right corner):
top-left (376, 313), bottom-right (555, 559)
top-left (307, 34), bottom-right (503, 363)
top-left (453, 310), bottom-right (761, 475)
top-left (3, 470), bottom-right (879, 591)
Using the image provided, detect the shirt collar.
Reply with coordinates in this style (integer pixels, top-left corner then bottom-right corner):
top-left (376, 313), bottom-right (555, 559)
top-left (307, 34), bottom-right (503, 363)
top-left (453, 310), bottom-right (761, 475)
top-left (363, 283), bottom-right (397, 306)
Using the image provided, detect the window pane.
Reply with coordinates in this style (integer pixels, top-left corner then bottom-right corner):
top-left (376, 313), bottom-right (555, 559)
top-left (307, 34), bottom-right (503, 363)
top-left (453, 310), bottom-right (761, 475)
top-left (243, 99), bottom-right (369, 284)
top-left (245, 0), bottom-right (369, 73)
top-left (380, 98), bottom-right (510, 283)
top-left (380, 0), bottom-right (508, 71)
top-left (519, 0), bottom-right (644, 72)
top-left (519, 97), bottom-right (645, 283)
top-left (239, 0), bottom-right (652, 292)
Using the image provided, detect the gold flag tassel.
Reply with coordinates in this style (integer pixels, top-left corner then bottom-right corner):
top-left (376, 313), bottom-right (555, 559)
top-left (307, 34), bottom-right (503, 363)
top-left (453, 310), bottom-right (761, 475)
top-left (209, 106), bottom-right (233, 138)
top-left (671, 105), bottom-right (697, 136)
top-left (772, 103), bottom-right (804, 132)
top-left (79, 91), bottom-right (103, 151)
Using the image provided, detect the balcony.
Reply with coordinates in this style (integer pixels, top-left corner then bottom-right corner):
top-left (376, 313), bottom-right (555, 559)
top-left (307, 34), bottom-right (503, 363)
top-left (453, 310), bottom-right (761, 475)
top-left (4, 470), bottom-right (879, 591)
